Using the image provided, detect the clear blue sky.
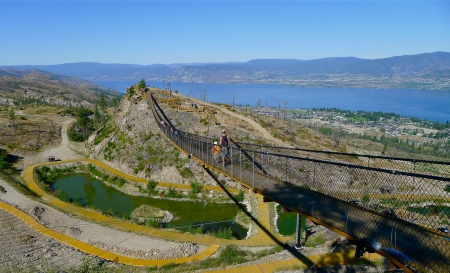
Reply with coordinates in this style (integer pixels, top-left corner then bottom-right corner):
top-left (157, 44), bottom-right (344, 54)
top-left (1, 1), bottom-right (449, 65)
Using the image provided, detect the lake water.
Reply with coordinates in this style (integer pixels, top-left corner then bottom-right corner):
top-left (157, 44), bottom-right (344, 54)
top-left (52, 173), bottom-right (248, 239)
top-left (94, 81), bottom-right (450, 123)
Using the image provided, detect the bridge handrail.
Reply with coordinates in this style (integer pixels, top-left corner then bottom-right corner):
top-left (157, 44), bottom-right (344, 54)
top-left (232, 141), bottom-right (450, 165)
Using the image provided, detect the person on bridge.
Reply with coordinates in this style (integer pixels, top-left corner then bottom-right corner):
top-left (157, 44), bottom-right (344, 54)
top-left (219, 129), bottom-right (231, 166)
top-left (212, 141), bottom-right (222, 164)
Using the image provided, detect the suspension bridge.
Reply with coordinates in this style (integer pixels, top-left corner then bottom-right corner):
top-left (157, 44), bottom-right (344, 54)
top-left (151, 93), bottom-right (450, 273)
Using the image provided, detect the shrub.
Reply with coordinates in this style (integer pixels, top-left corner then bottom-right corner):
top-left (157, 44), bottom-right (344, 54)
top-left (234, 190), bottom-right (245, 202)
top-left (147, 180), bottom-right (157, 191)
top-left (305, 235), bottom-right (326, 247)
top-left (219, 245), bottom-right (245, 264)
top-left (215, 227), bottom-right (234, 239)
top-left (146, 218), bottom-right (160, 228)
top-left (187, 225), bottom-right (204, 235)
top-left (362, 194), bottom-right (371, 203)
top-left (445, 184), bottom-right (450, 193)
top-left (166, 187), bottom-right (182, 198)
top-left (190, 181), bottom-right (202, 194)
top-left (180, 167), bottom-right (194, 179)
top-left (117, 178), bottom-right (126, 187)
top-left (56, 190), bottom-right (69, 202)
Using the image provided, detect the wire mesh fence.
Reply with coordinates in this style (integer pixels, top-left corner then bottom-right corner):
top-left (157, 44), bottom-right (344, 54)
top-left (151, 93), bottom-right (450, 273)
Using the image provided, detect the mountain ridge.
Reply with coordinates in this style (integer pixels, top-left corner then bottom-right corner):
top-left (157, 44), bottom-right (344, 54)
top-left (2, 52), bottom-right (450, 89)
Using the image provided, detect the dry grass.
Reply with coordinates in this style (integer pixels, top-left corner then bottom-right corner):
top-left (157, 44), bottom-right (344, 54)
top-left (0, 108), bottom-right (62, 153)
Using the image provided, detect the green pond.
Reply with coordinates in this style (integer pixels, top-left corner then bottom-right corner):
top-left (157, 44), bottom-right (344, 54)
top-left (276, 205), bottom-right (297, 236)
top-left (51, 173), bottom-right (248, 239)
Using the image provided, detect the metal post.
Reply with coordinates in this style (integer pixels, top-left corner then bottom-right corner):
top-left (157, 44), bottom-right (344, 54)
top-left (295, 214), bottom-right (303, 249)
top-left (285, 157), bottom-right (288, 182)
top-left (393, 170), bottom-right (397, 209)
top-left (261, 153), bottom-right (264, 173)
top-left (313, 162), bottom-right (316, 185)
top-left (252, 148), bottom-right (255, 189)
top-left (231, 146), bottom-right (234, 177)
top-left (347, 165), bottom-right (350, 200)
top-left (346, 214), bottom-right (348, 231)
top-left (240, 149), bottom-right (242, 183)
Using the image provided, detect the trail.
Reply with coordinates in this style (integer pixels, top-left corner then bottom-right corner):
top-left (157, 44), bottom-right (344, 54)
top-left (177, 94), bottom-right (292, 148)
top-left (21, 117), bottom-right (80, 171)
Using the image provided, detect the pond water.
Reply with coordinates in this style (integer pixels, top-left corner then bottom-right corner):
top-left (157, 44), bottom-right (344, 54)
top-left (276, 205), bottom-right (297, 236)
top-left (51, 173), bottom-right (248, 239)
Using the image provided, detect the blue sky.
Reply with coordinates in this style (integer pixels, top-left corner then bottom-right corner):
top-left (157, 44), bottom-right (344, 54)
top-left (1, 1), bottom-right (449, 65)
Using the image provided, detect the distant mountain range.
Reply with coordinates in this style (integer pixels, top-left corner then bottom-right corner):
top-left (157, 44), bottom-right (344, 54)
top-left (2, 52), bottom-right (450, 90)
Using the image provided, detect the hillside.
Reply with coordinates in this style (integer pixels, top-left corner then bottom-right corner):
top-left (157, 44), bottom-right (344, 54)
top-left (0, 68), bottom-right (120, 107)
top-left (85, 86), bottom-right (361, 189)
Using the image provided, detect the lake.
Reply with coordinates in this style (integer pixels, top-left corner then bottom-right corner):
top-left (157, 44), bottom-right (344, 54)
top-left (94, 81), bottom-right (450, 123)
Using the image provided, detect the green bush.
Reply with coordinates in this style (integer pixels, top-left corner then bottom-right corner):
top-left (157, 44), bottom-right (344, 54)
top-left (146, 218), bottom-right (160, 228)
top-left (362, 194), bottom-right (371, 203)
top-left (305, 235), bottom-right (326, 247)
top-left (190, 181), bottom-right (202, 195)
top-left (219, 245), bottom-right (245, 264)
top-left (180, 167), bottom-right (194, 179)
top-left (117, 178), bottom-right (126, 187)
top-left (166, 187), bottom-right (182, 198)
top-left (445, 184), bottom-right (450, 193)
top-left (56, 190), bottom-right (70, 202)
top-left (234, 190), bottom-right (245, 202)
top-left (214, 227), bottom-right (234, 239)
top-left (187, 225), bottom-right (204, 235)
top-left (147, 180), bottom-right (157, 191)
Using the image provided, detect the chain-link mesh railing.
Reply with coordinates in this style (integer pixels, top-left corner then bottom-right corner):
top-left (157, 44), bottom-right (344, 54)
top-left (151, 93), bottom-right (450, 273)
top-left (234, 142), bottom-right (450, 178)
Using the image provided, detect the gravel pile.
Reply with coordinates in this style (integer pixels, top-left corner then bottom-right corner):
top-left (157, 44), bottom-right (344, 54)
top-left (88, 241), bottom-right (198, 259)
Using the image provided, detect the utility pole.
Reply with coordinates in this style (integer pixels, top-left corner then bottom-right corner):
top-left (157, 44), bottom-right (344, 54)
top-left (257, 99), bottom-right (261, 117)
top-left (278, 102), bottom-right (281, 119)
top-left (284, 102), bottom-right (288, 121)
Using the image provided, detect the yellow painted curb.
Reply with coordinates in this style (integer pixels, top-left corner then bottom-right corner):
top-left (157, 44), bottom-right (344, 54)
top-left (205, 249), bottom-right (383, 273)
top-left (0, 201), bottom-right (220, 267)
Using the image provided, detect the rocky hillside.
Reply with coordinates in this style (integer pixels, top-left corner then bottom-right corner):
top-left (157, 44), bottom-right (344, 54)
top-left (89, 87), bottom-right (348, 188)
top-left (0, 68), bottom-right (119, 107)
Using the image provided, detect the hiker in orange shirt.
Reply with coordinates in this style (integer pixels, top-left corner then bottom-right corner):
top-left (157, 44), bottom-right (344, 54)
top-left (211, 141), bottom-right (222, 164)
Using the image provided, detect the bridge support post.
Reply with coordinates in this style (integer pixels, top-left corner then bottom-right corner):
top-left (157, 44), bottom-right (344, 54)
top-left (295, 214), bottom-right (304, 250)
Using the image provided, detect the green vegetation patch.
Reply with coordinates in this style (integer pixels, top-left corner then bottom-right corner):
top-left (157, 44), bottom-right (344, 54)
top-left (179, 167), bottom-right (194, 179)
